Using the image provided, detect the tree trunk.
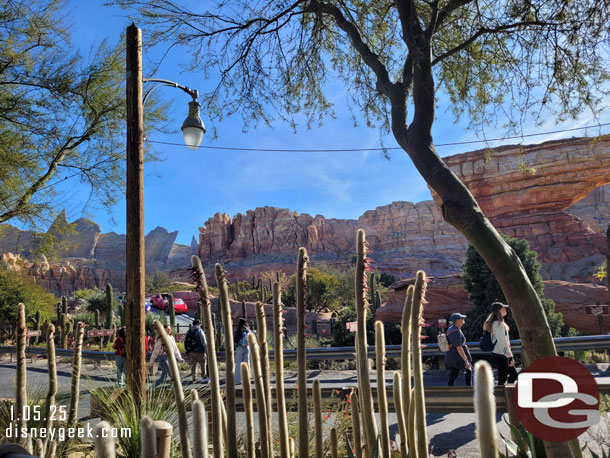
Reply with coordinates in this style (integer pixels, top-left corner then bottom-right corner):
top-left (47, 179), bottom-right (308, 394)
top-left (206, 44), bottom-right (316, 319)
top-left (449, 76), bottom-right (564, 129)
top-left (386, 30), bottom-right (575, 457)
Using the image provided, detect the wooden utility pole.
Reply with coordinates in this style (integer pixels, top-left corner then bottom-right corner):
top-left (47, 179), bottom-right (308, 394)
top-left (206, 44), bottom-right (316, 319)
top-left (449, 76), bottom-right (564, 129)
top-left (125, 23), bottom-right (146, 406)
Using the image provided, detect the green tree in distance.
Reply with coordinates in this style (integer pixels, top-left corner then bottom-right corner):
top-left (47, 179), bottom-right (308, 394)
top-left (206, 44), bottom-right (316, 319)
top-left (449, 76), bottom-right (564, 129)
top-left (121, 2), bottom-right (609, 454)
top-left (0, 0), bottom-right (167, 228)
top-left (0, 268), bottom-right (55, 325)
top-left (462, 234), bottom-right (564, 340)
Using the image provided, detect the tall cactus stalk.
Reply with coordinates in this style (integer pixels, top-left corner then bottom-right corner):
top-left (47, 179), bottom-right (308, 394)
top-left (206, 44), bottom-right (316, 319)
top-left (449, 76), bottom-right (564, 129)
top-left (153, 320), bottom-right (191, 458)
top-left (241, 363), bottom-right (255, 458)
top-left (67, 322), bottom-right (85, 427)
top-left (401, 286), bottom-right (415, 456)
top-left (350, 390), bottom-right (362, 458)
top-left (255, 301), bottom-right (273, 453)
top-left (192, 399), bottom-right (209, 458)
top-left (241, 300), bottom-right (247, 319)
top-left (43, 324), bottom-right (57, 456)
top-left (168, 294), bottom-right (176, 332)
top-left (191, 256), bottom-right (224, 458)
top-left (61, 296), bottom-right (68, 315)
top-left (393, 372), bottom-right (408, 458)
top-left (105, 283), bottom-right (113, 346)
top-left (355, 230), bottom-right (378, 456)
top-left (33, 310), bottom-right (41, 345)
top-left (375, 321), bottom-right (390, 458)
top-left (474, 361), bottom-right (499, 458)
top-left (59, 313), bottom-right (67, 349)
top-left (16, 303), bottom-right (27, 443)
top-left (411, 271), bottom-right (429, 458)
top-left (140, 415), bottom-right (158, 458)
top-left (215, 263), bottom-right (238, 458)
top-left (296, 247), bottom-right (309, 458)
top-left (247, 333), bottom-right (270, 458)
top-left (94, 421), bottom-right (115, 458)
top-left (330, 427), bottom-right (338, 458)
top-left (273, 282), bottom-right (290, 458)
top-left (313, 379), bottom-right (323, 458)
top-left (408, 387), bottom-right (417, 458)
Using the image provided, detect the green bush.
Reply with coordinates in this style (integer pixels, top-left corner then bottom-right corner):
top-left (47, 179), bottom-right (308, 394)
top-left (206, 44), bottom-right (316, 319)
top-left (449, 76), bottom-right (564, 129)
top-left (0, 268), bottom-right (55, 325)
top-left (461, 233), bottom-right (564, 340)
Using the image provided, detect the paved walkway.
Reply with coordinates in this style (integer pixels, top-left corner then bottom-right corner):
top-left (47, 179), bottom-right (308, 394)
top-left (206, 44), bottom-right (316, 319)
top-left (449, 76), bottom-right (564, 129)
top-left (0, 356), bottom-right (607, 456)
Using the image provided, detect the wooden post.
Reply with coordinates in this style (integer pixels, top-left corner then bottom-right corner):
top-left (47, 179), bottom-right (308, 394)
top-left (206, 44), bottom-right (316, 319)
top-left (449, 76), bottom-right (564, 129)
top-left (125, 23), bottom-right (146, 408)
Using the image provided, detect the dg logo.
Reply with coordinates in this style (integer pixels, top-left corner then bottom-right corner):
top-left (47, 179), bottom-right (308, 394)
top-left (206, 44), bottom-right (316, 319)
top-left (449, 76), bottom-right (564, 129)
top-left (514, 356), bottom-right (600, 441)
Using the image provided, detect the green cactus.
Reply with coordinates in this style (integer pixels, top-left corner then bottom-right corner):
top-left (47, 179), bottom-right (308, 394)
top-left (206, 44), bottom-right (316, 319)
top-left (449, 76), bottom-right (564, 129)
top-left (375, 321), bottom-right (390, 458)
top-left (256, 301), bottom-right (273, 453)
top-left (296, 247), bottom-right (309, 458)
top-left (313, 379), bottom-right (323, 458)
top-left (241, 300), bottom-right (247, 319)
top-left (247, 332), bottom-right (270, 458)
top-left (67, 322), bottom-right (85, 427)
top-left (474, 361), bottom-right (499, 458)
top-left (140, 415), bottom-right (157, 458)
top-left (350, 390), bottom-right (362, 458)
top-left (56, 302), bottom-right (61, 322)
top-left (168, 293), bottom-right (176, 331)
top-left (251, 275), bottom-right (256, 289)
top-left (153, 320), bottom-right (192, 458)
top-left (393, 371), bottom-right (407, 457)
top-left (192, 398), bottom-right (209, 458)
top-left (355, 230), bottom-right (378, 456)
top-left (191, 255), bottom-right (224, 458)
top-left (105, 283), bottom-right (113, 333)
top-left (61, 296), bottom-right (67, 315)
top-left (331, 427), bottom-right (338, 458)
top-left (119, 304), bottom-right (125, 327)
top-left (241, 363), bottom-right (255, 458)
top-left (59, 312), bottom-right (67, 349)
top-left (16, 303), bottom-right (27, 443)
top-left (411, 271), bottom-right (429, 458)
top-left (273, 282), bottom-right (289, 458)
top-left (215, 263), bottom-right (238, 458)
top-left (94, 421), bottom-right (116, 458)
top-left (401, 286), bottom-right (415, 456)
top-left (33, 310), bottom-right (41, 345)
top-left (43, 324), bottom-right (57, 455)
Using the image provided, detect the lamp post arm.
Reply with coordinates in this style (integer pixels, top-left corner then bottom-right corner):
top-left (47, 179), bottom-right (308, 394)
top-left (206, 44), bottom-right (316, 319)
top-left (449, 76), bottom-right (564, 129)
top-left (142, 77), bottom-right (199, 105)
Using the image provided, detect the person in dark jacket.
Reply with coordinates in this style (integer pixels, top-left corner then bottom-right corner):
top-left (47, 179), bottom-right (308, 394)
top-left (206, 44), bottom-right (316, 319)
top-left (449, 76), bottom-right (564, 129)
top-left (234, 318), bottom-right (251, 384)
top-left (187, 320), bottom-right (209, 383)
top-left (113, 328), bottom-right (126, 387)
top-left (445, 313), bottom-right (473, 386)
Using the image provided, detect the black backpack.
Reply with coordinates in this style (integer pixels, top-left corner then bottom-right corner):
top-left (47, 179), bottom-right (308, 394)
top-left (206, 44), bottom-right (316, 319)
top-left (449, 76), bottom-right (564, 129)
top-left (479, 330), bottom-right (495, 352)
top-left (184, 328), bottom-right (197, 353)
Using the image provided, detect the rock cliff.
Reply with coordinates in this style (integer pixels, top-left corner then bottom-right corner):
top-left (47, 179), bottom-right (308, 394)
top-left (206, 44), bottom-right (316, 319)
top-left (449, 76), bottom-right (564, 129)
top-left (198, 136), bottom-right (610, 283)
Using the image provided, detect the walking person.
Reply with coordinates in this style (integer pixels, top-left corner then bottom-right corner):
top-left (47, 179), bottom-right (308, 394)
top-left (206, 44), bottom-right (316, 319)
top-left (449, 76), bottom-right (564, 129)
top-left (446, 313), bottom-right (473, 386)
top-left (484, 302), bottom-right (518, 385)
top-left (185, 320), bottom-right (209, 383)
top-left (234, 318), bottom-right (251, 384)
top-left (113, 328), bottom-right (126, 387)
top-left (147, 325), bottom-right (184, 388)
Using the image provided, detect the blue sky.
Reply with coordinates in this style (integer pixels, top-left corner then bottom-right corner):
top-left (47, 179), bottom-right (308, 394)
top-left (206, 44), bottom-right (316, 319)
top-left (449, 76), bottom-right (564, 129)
top-left (54, 1), bottom-right (610, 245)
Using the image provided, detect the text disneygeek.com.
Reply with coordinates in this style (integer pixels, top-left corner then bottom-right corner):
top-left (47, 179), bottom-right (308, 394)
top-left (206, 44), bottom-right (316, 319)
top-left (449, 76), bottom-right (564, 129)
top-left (5, 425), bottom-right (132, 441)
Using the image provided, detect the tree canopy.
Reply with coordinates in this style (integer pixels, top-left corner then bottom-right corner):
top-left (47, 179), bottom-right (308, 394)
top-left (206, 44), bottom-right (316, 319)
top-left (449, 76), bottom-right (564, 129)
top-left (462, 234), bottom-right (564, 339)
top-left (0, 0), bottom-right (167, 227)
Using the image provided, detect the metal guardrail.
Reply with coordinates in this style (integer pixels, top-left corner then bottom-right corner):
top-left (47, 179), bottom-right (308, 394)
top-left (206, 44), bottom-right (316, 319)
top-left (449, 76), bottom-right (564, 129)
top-left (1, 334), bottom-right (609, 363)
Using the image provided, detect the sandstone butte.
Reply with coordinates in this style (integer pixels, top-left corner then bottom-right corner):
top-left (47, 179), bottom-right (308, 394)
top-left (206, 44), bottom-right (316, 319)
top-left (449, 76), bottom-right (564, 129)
top-left (1, 136), bottom-right (609, 334)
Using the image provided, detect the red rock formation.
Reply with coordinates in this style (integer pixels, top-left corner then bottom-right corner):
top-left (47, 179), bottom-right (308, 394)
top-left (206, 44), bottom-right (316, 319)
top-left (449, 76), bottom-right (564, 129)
top-left (375, 275), bottom-right (610, 335)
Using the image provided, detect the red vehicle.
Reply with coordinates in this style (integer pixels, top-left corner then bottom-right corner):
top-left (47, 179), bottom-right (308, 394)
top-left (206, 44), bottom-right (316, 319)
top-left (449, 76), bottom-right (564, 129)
top-left (149, 294), bottom-right (188, 314)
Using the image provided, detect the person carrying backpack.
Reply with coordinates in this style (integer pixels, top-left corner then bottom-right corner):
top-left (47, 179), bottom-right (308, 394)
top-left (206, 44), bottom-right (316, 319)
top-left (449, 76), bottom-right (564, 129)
top-left (445, 313), bottom-right (472, 386)
top-left (234, 318), bottom-right (250, 384)
top-left (147, 325), bottom-right (184, 388)
top-left (185, 320), bottom-right (209, 383)
top-left (483, 302), bottom-right (518, 385)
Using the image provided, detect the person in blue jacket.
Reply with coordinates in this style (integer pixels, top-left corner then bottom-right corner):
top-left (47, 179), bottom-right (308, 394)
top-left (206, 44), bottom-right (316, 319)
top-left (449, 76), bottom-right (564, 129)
top-left (445, 312), bottom-right (473, 386)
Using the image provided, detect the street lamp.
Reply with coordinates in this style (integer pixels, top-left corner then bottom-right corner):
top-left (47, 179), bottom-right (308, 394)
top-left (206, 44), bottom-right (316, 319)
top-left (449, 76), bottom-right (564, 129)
top-left (141, 78), bottom-right (206, 150)
top-left (125, 23), bottom-right (205, 406)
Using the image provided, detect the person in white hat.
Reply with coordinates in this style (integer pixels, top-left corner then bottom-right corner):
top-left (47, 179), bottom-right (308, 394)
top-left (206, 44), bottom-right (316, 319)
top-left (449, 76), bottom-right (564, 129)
top-left (483, 302), bottom-right (518, 385)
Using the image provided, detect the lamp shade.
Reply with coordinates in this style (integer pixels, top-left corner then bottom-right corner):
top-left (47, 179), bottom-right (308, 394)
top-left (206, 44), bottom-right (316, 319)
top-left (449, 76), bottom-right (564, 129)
top-left (181, 101), bottom-right (206, 150)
